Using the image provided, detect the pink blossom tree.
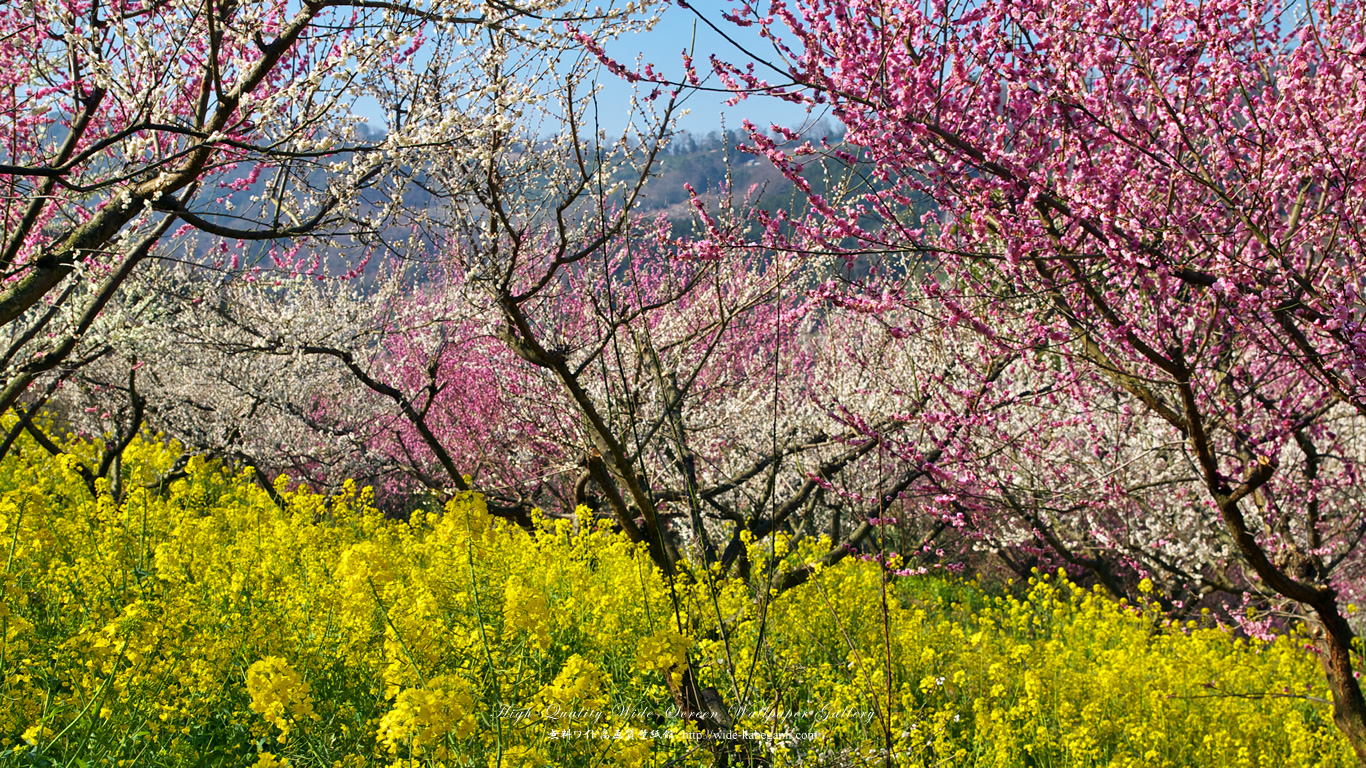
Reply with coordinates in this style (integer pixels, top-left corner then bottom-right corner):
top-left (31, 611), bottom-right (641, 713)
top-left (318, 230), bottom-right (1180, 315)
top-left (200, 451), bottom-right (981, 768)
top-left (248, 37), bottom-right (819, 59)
top-left (672, 0), bottom-right (1366, 755)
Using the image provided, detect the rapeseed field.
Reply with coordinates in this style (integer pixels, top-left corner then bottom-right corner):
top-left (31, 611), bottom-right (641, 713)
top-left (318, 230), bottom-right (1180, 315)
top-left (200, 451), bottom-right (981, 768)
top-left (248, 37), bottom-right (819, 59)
top-left (0, 429), bottom-right (1353, 766)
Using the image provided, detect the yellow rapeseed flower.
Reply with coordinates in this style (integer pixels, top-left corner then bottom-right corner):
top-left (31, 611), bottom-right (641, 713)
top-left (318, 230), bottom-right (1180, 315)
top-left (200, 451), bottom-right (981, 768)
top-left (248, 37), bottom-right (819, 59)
top-left (246, 656), bottom-right (318, 741)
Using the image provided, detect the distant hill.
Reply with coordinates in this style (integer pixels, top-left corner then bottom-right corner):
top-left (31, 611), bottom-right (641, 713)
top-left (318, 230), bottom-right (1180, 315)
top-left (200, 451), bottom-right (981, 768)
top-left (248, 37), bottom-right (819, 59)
top-left (175, 122), bottom-right (870, 281)
top-left (628, 125), bottom-right (860, 238)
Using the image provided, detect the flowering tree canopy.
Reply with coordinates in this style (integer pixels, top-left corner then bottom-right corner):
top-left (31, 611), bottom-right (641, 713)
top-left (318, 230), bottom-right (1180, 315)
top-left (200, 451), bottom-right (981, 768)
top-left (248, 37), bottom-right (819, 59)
top-left (674, 0), bottom-right (1366, 757)
top-left (0, 0), bottom-right (653, 414)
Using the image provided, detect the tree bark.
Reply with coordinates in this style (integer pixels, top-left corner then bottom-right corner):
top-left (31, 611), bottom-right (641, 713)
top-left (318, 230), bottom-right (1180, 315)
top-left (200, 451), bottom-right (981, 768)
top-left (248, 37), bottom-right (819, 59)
top-left (1312, 599), bottom-right (1366, 765)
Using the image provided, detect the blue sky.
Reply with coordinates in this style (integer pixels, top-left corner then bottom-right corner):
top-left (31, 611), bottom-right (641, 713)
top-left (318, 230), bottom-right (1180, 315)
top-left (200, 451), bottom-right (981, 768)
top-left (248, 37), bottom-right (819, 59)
top-left (594, 0), bottom-right (826, 135)
top-left (350, 1), bottom-right (828, 139)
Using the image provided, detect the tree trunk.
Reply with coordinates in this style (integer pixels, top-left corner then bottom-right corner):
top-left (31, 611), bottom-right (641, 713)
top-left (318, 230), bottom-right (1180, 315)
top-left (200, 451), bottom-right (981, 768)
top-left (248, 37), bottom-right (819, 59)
top-left (1312, 600), bottom-right (1366, 765)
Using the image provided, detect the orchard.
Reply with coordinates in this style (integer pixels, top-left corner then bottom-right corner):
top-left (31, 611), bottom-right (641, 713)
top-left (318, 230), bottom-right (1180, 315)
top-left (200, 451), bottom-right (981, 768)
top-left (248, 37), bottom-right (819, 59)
top-left (3, 0), bottom-right (1366, 764)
